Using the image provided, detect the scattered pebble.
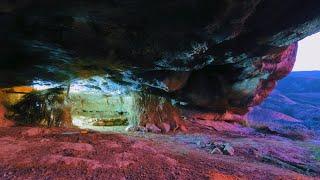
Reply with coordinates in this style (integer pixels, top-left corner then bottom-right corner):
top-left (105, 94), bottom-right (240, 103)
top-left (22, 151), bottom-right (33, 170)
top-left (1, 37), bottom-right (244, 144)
top-left (61, 132), bottom-right (80, 135)
top-left (197, 141), bottom-right (235, 156)
top-left (211, 148), bottom-right (223, 155)
top-left (126, 125), bottom-right (147, 133)
top-left (222, 143), bottom-right (235, 156)
top-left (160, 122), bottom-right (171, 133)
top-left (196, 141), bottom-right (206, 148)
top-left (146, 123), bottom-right (161, 133)
top-left (21, 128), bottom-right (50, 137)
top-left (80, 130), bottom-right (89, 134)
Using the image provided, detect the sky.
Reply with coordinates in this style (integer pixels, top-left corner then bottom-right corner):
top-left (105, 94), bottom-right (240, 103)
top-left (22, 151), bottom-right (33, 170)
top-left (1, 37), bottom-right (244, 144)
top-left (293, 32), bottom-right (320, 71)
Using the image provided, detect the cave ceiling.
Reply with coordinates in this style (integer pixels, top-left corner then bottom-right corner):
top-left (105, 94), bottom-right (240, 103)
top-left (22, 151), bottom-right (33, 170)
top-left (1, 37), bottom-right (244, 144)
top-left (1, 0), bottom-right (320, 113)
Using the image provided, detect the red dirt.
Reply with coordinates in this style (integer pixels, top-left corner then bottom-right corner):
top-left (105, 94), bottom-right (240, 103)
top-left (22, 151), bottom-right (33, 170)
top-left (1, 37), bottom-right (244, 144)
top-left (0, 122), bottom-right (319, 179)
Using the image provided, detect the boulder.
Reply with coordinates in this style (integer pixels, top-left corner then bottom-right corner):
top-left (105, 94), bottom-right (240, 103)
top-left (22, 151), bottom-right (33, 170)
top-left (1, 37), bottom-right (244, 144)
top-left (146, 123), bottom-right (162, 134)
top-left (222, 143), bottom-right (235, 156)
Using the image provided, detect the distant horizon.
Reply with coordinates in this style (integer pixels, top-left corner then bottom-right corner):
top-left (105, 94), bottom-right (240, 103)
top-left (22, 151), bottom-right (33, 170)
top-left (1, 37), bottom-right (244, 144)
top-left (291, 70), bottom-right (320, 72)
top-left (292, 32), bottom-right (320, 71)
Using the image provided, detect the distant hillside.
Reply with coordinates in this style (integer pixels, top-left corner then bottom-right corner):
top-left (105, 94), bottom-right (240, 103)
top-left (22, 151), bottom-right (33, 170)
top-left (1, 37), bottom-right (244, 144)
top-left (288, 71), bottom-right (320, 79)
top-left (276, 71), bottom-right (320, 93)
top-left (248, 71), bottom-right (320, 139)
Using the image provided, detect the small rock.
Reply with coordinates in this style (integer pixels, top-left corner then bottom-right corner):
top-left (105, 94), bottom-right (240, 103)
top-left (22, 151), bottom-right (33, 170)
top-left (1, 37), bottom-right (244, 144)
top-left (40, 139), bottom-right (50, 143)
top-left (93, 118), bottom-right (128, 126)
top-left (160, 122), bottom-right (171, 133)
top-left (22, 128), bottom-right (50, 137)
top-left (211, 148), bottom-right (223, 155)
top-left (126, 125), bottom-right (147, 133)
top-left (222, 143), bottom-right (235, 156)
top-left (146, 123), bottom-right (161, 133)
top-left (249, 148), bottom-right (259, 157)
top-left (137, 126), bottom-right (147, 132)
top-left (125, 125), bottom-right (136, 132)
top-left (179, 124), bottom-right (188, 132)
top-left (196, 141), bottom-right (206, 148)
top-left (213, 141), bottom-right (224, 147)
top-left (61, 131), bottom-right (79, 135)
top-left (80, 130), bottom-right (89, 134)
top-left (206, 142), bottom-right (214, 147)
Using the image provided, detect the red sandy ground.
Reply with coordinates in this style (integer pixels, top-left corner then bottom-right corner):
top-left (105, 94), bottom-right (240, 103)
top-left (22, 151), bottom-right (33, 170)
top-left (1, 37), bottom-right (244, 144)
top-left (0, 121), bottom-right (319, 180)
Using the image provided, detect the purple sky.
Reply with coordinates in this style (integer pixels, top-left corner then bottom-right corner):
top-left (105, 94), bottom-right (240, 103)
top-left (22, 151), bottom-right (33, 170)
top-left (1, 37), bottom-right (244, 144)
top-left (293, 32), bottom-right (320, 71)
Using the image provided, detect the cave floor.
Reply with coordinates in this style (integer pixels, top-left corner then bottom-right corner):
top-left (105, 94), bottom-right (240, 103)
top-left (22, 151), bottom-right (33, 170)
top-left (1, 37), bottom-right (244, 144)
top-left (0, 121), bottom-right (319, 180)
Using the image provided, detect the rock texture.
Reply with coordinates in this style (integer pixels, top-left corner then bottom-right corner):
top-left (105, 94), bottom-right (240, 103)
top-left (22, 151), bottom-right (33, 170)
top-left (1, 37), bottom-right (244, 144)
top-left (1, 1), bottom-right (320, 115)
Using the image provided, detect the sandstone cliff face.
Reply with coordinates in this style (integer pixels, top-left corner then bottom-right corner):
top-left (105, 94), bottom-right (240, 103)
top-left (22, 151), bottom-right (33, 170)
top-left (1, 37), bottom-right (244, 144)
top-left (250, 43), bottom-right (298, 109)
top-left (0, 1), bottom-right (320, 115)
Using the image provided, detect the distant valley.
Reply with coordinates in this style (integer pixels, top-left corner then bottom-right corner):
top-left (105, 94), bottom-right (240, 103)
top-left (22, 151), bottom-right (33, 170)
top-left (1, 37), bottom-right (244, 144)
top-left (248, 71), bottom-right (320, 139)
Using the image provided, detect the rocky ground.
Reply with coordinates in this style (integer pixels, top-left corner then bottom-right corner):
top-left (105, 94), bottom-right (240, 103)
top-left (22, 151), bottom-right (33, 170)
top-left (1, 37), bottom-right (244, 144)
top-left (0, 119), bottom-right (319, 180)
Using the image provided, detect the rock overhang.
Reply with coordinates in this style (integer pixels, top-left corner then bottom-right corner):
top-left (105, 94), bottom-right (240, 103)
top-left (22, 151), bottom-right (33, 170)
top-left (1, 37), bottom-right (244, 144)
top-left (0, 0), bottom-right (320, 114)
